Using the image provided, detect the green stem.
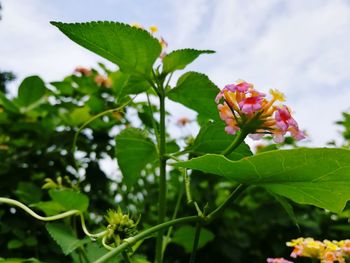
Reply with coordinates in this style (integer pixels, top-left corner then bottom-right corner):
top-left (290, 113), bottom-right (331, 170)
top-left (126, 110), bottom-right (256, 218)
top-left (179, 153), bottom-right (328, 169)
top-left (146, 91), bottom-right (160, 146)
top-left (164, 72), bottom-right (173, 90)
top-left (163, 187), bottom-right (183, 254)
top-left (0, 197), bottom-right (106, 238)
top-left (206, 184), bottom-right (247, 222)
top-left (183, 168), bottom-right (193, 205)
top-left (171, 148), bottom-right (191, 157)
top-left (221, 130), bottom-right (248, 156)
top-left (122, 251), bottom-right (132, 263)
top-left (94, 216), bottom-right (200, 263)
top-left (79, 247), bottom-right (91, 263)
top-left (167, 156), bottom-right (193, 206)
top-left (155, 89), bottom-right (167, 263)
top-left (189, 222), bottom-right (202, 263)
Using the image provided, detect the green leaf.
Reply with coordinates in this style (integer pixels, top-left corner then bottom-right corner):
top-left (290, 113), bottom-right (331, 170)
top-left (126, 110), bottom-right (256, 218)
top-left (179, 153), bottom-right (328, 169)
top-left (131, 255), bottom-right (151, 263)
top-left (24, 236), bottom-right (37, 247)
top-left (86, 96), bottom-right (105, 113)
top-left (83, 243), bottom-right (121, 262)
top-left (162, 49), bottom-right (215, 73)
top-left (17, 76), bottom-right (46, 107)
top-left (15, 182), bottom-right (42, 204)
top-left (166, 140), bottom-right (180, 154)
top-left (62, 106), bottom-right (92, 126)
top-left (167, 72), bottom-right (219, 121)
top-left (0, 91), bottom-right (19, 114)
top-left (172, 225), bottom-right (214, 253)
top-left (49, 189), bottom-right (89, 212)
top-left (110, 71), bottom-right (150, 100)
top-left (51, 21), bottom-right (161, 74)
top-left (7, 239), bottom-right (23, 249)
top-left (115, 128), bottom-right (158, 187)
top-left (30, 201), bottom-right (66, 216)
top-left (50, 81), bottom-right (74, 95)
top-left (46, 223), bottom-right (88, 255)
top-left (174, 148), bottom-right (350, 213)
top-left (191, 121), bottom-right (252, 160)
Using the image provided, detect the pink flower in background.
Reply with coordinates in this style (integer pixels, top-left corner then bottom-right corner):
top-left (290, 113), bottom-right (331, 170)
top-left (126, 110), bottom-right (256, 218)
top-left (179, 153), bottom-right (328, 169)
top-left (266, 258), bottom-right (294, 263)
top-left (74, 66), bottom-right (92, 76)
top-left (94, 75), bottom-right (112, 88)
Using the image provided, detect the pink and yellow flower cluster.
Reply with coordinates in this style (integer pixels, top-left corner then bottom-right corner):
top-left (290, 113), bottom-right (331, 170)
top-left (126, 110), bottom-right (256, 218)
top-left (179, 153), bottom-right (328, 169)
top-left (286, 237), bottom-right (350, 263)
top-left (215, 80), bottom-right (305, 143)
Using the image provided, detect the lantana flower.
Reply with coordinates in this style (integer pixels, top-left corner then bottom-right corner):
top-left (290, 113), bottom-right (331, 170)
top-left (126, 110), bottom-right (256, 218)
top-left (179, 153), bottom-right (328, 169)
top-left (266, 257), bottom-right (294, 263)
top-left (215, 80), bottom-right (305, 143)
top-left (286, 237), bottom-right (349, 263)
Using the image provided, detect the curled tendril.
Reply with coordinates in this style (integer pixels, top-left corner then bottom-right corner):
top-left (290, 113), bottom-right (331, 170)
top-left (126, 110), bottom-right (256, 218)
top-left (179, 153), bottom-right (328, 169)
top-left (0, 197), bottom-right (106, 239)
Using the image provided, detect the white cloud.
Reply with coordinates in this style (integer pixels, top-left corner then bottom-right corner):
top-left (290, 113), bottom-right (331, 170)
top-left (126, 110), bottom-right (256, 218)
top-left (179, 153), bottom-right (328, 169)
top-left (0, 0), bottom-right (114, 95)
top-left (167, 0), bottom-right (350, 146)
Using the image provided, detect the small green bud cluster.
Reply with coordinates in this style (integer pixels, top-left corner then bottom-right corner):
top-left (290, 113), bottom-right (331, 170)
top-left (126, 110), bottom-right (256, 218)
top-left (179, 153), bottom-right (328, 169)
top-left (104, 207), bottom-right (139, 246)
top-left (42, 176), bottom-right (79, 191)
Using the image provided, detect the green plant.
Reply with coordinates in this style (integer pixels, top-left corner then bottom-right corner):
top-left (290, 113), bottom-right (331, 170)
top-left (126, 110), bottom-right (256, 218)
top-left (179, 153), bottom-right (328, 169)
top-left (1, 21), bottom-right (350, 263)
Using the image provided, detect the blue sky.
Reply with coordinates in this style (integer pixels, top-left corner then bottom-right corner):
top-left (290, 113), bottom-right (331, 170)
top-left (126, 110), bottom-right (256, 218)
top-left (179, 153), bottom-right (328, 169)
top-left (1, 0), bottom-right (350, 146)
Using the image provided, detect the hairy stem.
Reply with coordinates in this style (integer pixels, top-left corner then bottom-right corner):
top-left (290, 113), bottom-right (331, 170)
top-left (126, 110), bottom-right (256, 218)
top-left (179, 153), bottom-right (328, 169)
top-left (155, 86), bottom-right (167, 263)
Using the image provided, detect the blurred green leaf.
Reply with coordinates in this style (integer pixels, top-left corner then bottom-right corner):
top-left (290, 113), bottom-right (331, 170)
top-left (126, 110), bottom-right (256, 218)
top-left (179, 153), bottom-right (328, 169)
top-left (50, 81), bottom-right (74, 95)
top-left (115, 128), bottom-right (157, 187)
top-left (49, 189), bottom-right (89, 212)
top-left (272, 193), bottom-right (299, 229)
top-left (84, 243), bottom-right (121, 262)
top-left (162, 49), bottom-right (214, 73)
top-left (172, 225), bottom-right (214, 253)
top-left (62, 106), bottom-right (91, 126)
top-left (17, 76), bottom-right (46, 108)
top-left (168, 72), bottom-right (219, 121)
top-left (131, 255), bottom-right (151, 263)
top-left (30, 201), bottom-right (66, 216)
top-left (15, 182), bottom-right (42, 204)
top-left (7, 240), bottom-right (23, 250)
top-left (51, 21), bottom-right (161, 74)
top-left (0, 91), bottom-right (19, 114)
top-left (174, 148), bottom-right (350, 213)
top-left (24, 236), bottom-right (37, 247)
top-left (46, 223), bottom-right (88, 255)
